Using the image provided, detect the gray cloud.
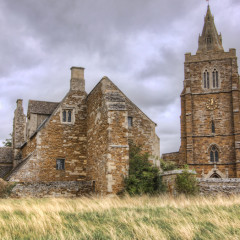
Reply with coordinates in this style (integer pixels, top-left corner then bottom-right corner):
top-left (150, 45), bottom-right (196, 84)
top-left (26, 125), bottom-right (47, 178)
top-left (0, 0), bottom-right (239, 155)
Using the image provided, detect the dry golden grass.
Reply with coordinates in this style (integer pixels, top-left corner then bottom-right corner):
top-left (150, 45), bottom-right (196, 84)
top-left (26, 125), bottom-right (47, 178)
top-left (0, 194), bottom-right (240, 239)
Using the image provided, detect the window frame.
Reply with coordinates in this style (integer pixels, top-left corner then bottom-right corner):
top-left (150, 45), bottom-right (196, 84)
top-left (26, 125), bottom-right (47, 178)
top-left (56, 158), bottom-right (65, 170)
top-left (61, 108), bottom-right (75, 124)
top-left (209, 145), bottom-right (219, 163)
top-left (128, 116), bottom-right (133, 128)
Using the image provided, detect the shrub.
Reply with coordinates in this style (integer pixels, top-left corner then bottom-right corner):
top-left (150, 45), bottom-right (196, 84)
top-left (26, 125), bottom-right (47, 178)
top-left (124, 144), bottom-right (166, 195)
top-left (160, 159), bottom-right (177, 171)
top-left (0, 178), bottom-right (15, 198)
top-left (175, 169), bottom-right (199, 195)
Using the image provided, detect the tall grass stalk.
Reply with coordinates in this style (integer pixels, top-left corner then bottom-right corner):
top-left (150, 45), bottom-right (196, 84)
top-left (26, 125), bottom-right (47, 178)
top-left (0, 195), bottom-right (240, 239)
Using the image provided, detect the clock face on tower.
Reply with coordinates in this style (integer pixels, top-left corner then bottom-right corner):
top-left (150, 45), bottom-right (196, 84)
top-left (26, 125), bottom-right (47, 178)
top-left (206, 98), bottom-right (219, 110)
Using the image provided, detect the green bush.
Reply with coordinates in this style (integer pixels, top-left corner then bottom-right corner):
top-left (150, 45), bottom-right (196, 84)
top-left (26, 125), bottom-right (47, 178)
top-left (124, 144), bottom-right (166, 195)
top-left (175, 169), bottom-right (199, 195)
top-left (0, 178), bottom-right (15, 198)
top-left (160, 159), bottom-right (177, 171)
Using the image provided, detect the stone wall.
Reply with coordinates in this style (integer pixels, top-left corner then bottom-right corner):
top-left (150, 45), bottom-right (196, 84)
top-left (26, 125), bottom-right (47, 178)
top-left (161, 170), bottom-right (196, 195)
top-left (10, 181), bottom-right (93, 198)
top-left (0, 147), bottom-right (13, 178)
top-left (179, 42), bottom-right (239, 178)
top-left (198, 178), bottom-right (240, 195)
top-left (86, 80), bottom-right (109, 194)
top-left (86, 78), bottom-right (129, 195)
top-left (9, 89), bottom-right (88, 182)
top-left (162, 152), bottom-right (179, 163)
top-left (13, 99), bottom-right (26, 149)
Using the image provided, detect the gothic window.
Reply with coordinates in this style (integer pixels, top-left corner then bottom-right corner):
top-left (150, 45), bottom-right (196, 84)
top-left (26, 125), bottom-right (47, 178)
top-left (210, 145), bottom-right (219, 162)
top-left (62, 109), bottom-right (73, 123)
top-left (203, 70), bottom-right (209, 89)
top-left (212, 69), bottom-right (219, 88)
top-left (211, 121), bottom-right (215, 133)
top-left (128, 117), bottom-right (133, 127)
top-left (56, 159), bottom-right (65, 170)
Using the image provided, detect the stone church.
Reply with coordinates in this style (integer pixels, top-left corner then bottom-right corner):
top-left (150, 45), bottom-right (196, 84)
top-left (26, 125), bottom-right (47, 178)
top-left (164, 6), bottom-right (240, 179)
top-left (0, 67), bottom-right (160, 195)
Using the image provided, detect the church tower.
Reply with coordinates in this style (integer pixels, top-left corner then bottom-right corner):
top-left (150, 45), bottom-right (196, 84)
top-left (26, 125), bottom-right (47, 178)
top-left (179, 6), bottom-right (240, 178)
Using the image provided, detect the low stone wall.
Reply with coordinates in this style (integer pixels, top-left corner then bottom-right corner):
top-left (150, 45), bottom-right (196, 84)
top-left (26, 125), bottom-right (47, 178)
top-left (198, 178), bottom-right (240, 195)
top-left (10, 181), bottom-right (93, 198)
top-left (162, 152), bottom-right (179, 163)
top-left (161, 170), bottom-right (196, 195)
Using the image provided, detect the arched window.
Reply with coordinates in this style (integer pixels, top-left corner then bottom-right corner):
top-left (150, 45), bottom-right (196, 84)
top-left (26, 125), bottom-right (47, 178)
top-left (211, 121), bottom-right (215, 133)
top-left (212, 69), bottom-right (219, 88)
top-left (210, 145), bottom-right (219, 162)
top-left (203, 70), bottom-right (209, 89)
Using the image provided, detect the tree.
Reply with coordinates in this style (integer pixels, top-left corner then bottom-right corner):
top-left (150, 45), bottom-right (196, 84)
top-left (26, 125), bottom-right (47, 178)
top-left (175, 168), bottom-right (199, 195)
top-left (2, 134), bottom-right (12, 147)
top-left (124, 143), bottom-right (165, 195)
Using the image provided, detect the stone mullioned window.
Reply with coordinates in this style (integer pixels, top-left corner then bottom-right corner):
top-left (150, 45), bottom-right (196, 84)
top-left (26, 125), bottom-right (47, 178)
top-left (203, 68), bottom-right (219, 89)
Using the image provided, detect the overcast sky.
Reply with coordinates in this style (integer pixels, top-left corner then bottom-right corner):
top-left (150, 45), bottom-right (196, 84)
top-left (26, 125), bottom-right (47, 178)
top-left (0, 0), bottom-right (240, 155)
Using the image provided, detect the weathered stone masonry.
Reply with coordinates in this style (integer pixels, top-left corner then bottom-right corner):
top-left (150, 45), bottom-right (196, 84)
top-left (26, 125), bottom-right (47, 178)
top-left (164, 6), bottom-right (240, 180)
top-left (2, 67), bottom-right (160, 196)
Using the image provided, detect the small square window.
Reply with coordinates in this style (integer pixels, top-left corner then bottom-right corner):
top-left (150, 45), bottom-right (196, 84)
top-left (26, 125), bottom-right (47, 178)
top-left (56, 159), bottom-right (65, 170)
top-left (128, 117), bottom-right (133, 127)
top-left (62, 109), bottom-right (73, 123)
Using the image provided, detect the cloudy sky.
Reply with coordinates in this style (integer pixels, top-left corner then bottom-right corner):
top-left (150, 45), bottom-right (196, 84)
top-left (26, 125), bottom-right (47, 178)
top-left (0, 0), bottom-right (240, 155)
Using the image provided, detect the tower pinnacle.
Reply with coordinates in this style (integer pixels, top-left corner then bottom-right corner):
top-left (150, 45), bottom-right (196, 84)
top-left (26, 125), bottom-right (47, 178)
top-left (197, 6), bottom-right (224, 53)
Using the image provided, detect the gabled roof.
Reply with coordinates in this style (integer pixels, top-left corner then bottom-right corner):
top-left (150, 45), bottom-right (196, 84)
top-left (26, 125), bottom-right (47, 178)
top-left (87, 76), bottom-right (157, 126)
top-left (27, 100), bottom-right (59, 116)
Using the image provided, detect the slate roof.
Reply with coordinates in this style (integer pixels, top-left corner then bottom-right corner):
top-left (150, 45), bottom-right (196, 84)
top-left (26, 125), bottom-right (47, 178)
top-left (27, 100), bottom-right (59, 116)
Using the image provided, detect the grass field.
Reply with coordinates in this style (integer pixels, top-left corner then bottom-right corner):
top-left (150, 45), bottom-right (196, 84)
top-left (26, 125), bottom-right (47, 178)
top-left (0, 195), bottom-right (240, 240)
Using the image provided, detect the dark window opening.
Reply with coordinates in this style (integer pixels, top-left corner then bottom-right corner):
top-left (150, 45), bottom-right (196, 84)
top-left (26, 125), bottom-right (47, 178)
top-left (204, 72), bottom-right (206, 88)
top-left (128, 117), bottom-right (133, 127)
top-left (212, 69), bottom-right (219, 88)
top-left (68, 110), bottom-right (72, 122)
top-left (62, 110), bottom-right (66, 122)
top-left (210, 145), bottom-right (219, 162)
top-left (204, 70), bottom-right (209, 89)
top-left (211, 121), bottom-right (215, 133)
top-left (210, 173), bottom-right (221, 178)
top-left (56, 159), bottom-right (65, 170)
top-left (213, 72), bottom-right (215, 88)
top-left (207, 72), bottom-right (209, 88)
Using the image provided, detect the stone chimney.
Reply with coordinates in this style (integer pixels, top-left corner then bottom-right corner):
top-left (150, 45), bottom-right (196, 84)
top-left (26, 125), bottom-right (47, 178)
top-left (13, 99), bottom-right (26, 150)
top-left (70, 67), bottom-right (85, 91)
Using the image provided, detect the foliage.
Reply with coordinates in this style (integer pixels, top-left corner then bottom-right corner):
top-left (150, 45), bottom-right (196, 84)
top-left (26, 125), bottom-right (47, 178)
top-left (124, 143), bottom-right (165, 195)
top-left (0, 179), bottom-right (15, 198)
top-left (160, 158), bottom-right (177, 171)
top-left (175, 169), bottom-right (199, 195)
top-left (2, 134), bottom-right (12, 147)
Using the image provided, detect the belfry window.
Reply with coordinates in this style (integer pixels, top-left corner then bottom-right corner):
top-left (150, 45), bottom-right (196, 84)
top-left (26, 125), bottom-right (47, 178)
top-left (212, 69), bottom-right (219, 88)
top-left (210, 145), bottom-right (219, 162)
top-left (211, 121), bottom-right (215, 133)
top-left (204, 70), bottom-right (209, 89)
